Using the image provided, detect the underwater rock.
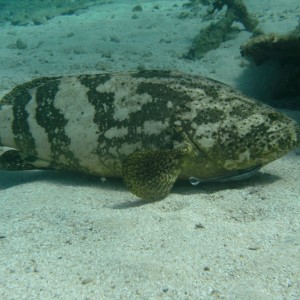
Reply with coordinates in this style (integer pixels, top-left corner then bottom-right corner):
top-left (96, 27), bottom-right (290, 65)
top-left (184, 0), bottom-right (259, 59)
top-left (184, 9), bottom-right (237, 59)
top-left (208, 0), bottom-right (258, 32)
top-left (241, 25), bottom-right (300, 101)
top-left (0, 71), bottom-right (299, 200)
top-left (241, 31), bottom-right (300, 65)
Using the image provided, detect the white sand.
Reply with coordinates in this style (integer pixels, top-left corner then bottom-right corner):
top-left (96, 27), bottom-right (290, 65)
top-left (0, 0), bottom-right (299, 299)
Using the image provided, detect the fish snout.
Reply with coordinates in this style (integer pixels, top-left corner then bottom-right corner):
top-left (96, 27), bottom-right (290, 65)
top-left (296, 124), bottom-right (300, 145)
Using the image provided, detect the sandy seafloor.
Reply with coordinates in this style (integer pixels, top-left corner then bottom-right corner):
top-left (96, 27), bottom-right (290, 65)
top-left (0, 0), bottom-right (299, 299)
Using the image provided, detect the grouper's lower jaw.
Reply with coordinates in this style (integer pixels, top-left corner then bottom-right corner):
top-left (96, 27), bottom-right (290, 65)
top-left (189, 165), bottom-right (262, 185)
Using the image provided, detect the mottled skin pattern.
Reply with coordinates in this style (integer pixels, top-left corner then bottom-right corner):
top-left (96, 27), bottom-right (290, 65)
top-left (0, 70), bottom-right (299, 200)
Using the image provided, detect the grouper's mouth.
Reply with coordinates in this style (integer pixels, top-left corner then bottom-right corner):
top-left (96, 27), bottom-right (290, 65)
top-left (189, 164), bottom-right (262, 185)
top-left (258, 123), bottom-right (300, 165)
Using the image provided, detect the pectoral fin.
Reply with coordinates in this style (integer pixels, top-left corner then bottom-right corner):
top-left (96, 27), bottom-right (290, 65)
top-left (122, 146), bottom-right (191, 200)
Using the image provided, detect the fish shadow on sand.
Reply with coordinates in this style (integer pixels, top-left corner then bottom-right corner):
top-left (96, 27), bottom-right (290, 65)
top-left (110, 171), bottom-right (281, 209)
top-left (0, 169), bottom-right (280, 208)
top-left (0, 170), bottom-right (122, 191)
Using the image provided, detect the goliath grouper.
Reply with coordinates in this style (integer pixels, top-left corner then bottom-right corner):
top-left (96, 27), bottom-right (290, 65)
top-left (0, 70), bottom-right (299, 200)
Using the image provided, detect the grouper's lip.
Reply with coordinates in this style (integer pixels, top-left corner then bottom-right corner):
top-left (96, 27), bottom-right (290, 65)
top-left (189, 165), bottom-right (262, 185)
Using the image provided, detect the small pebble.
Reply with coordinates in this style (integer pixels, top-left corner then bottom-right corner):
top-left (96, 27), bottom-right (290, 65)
top-left (132, 5), bottom-right (142, 12)
top-left (110, 35), bottom-right (120, 43)
top-left (33, 18), bottom-right (46, 25)
top-left (7, 39), bottom-right (28, 50)
top-left (95, 62), bottom-right (109, 71)
top-left (66, 32), bottom-right (74, 38)
top-left (195, 223), bottom-right (205, 229)
top-left (82, 278), bottom-right (94, 285)
top-left (248, 246), bottom-right (260, 250)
